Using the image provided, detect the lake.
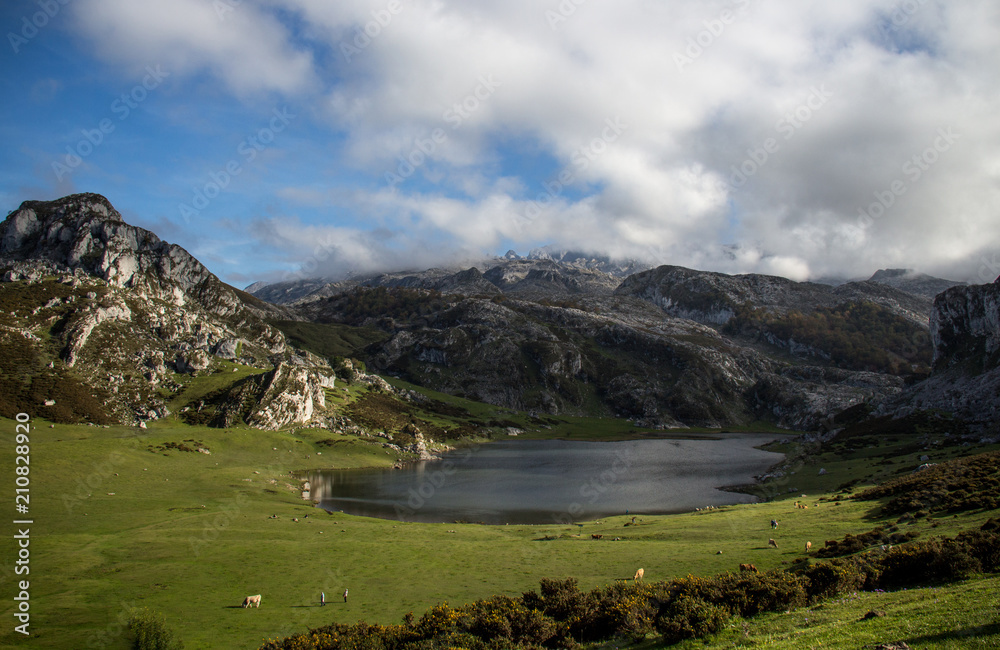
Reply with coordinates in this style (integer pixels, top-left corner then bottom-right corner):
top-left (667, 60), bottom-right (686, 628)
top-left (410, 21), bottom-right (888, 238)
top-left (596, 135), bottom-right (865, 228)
top-left (307, 435), bottom-right (784, 525)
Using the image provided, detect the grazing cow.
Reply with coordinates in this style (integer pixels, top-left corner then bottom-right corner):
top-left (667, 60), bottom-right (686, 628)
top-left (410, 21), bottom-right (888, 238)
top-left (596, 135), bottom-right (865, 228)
top-left (633, 568), bottom-right (644, 582)
top-left (591, 534), bottom-right (603, 540)
top-left (768, 538), bottom-right (778, 548)
top-left (805, 541), bottom-right (812, 552)
top-left (242, 594), bottom-right (261, 608)
top-left (770, 519), bottom-right (778, 529)
top-left (739, 563), bottom-right (758, 573)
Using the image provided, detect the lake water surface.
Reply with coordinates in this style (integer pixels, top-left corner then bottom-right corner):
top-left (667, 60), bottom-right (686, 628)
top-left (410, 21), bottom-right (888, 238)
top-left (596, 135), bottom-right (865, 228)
top-left (308, 435), bottom-right (783, 524)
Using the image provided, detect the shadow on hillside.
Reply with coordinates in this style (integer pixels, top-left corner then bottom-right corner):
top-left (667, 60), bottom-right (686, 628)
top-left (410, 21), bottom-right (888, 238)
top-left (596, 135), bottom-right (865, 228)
top-left (905, 621), bottom-right (1000, 645)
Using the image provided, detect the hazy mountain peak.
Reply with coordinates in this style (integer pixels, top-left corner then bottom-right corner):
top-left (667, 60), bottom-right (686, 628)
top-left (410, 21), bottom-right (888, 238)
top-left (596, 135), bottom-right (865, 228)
top-left (867, 268), bottom-right (965, 300)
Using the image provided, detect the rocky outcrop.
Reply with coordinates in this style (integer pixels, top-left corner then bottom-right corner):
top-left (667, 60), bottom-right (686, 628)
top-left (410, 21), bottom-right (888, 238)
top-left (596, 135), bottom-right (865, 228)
top-left (885, 279), bottom-right (1000, 433)
top-left (1, 193), bottom-right (289, 352)
top-left (0, 194), bottom-right (332, 428)
top-left (930, 281), bottom-right (1000, 372)
top-left (751, 367), bottom-right (903, 430)
top-left (246, 363), bottom-right (330, 430)
top-left (63, 297), bottom-right (132, 366)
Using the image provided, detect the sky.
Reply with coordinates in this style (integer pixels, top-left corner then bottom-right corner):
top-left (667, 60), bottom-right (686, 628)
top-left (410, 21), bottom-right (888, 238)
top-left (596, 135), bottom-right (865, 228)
top-left (1, 0), bottom-right (999, 288)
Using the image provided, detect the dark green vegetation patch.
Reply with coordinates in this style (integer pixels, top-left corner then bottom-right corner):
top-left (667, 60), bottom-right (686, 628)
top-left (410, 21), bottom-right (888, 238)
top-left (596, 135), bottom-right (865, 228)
top-left (813, 525), bottom-right (920, 558)
top-left (725, 301), bottom-right (932, 375)
top-left (270, 319), bottom-right (389, 360)
top-left (854, 450), bottom-right (1000, 516)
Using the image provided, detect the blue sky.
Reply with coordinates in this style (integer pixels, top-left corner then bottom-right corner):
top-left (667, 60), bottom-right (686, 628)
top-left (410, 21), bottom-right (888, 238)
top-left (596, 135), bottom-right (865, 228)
top-left (2, 0), bottom-right (999, 287)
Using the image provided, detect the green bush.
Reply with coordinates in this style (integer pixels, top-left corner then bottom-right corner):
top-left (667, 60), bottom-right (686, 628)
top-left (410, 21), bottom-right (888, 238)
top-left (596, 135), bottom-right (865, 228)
top-left (462, 595), bottom-right (555, 645)
top-left (800, 560), bottom-right (867, 600)
top-left (127, 608), bottom-right (183, 650)
top-left (877, 538), bottom-right (982, 588)
top-left (654, 596), bottom-right (730, 644)
top-left (522, 577), bottom-right (587, 622)
top-left (955, 529), bottom-right (1000, 572)
top-left (815, 526), bottom-right (918, 558)
top-left (585, 581), bottom-right (657, 641)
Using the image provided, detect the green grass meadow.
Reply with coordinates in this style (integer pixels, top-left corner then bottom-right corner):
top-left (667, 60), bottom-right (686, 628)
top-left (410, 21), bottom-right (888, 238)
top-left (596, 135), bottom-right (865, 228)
top-left (1, 412), bottom-right (998, 649)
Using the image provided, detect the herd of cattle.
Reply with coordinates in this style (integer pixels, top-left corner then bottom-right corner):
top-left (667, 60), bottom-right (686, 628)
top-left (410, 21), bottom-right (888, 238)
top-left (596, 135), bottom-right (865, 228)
top-left (241, 505), bottom-right (820, 609)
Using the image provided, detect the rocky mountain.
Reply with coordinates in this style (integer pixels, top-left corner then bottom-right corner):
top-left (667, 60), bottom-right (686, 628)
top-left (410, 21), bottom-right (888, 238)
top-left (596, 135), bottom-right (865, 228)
top-left (518, 245), bottom-right (654, 277)
top-left (869, 268), bottom-right (966, 300)
top-left (249, 257), bottom-right (626, 306)
top-left (0, 193), bottom-right (334, 428)
top-left (615, 265), bottom-right (933, 327)
top-left (4, 193), bottom-right (982, 435)
top-left (292, 278), bottom-right (908, 430)
top-left (261, 256), bottom-right (963, 430)
top-left (885, 277), bottom-right (1000, 433)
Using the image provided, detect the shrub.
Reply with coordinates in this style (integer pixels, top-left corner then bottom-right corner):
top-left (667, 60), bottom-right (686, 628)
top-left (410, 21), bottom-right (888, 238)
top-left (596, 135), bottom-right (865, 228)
top-left (955, 529), bottom-right (1000, 571)
top-left (461, 595), bottom-right (555, 645)
top-left (585, 581), bottom-right (657, 641)
top-left (815, 526), bottom-right (918, 558)
top-left (854, 451), bottom-right (1000, 516)
top-left (799, 560), bottom-right (867, 600)
top-left (654, 596), bottom-right (730, 644)
top-left (127, 608), bottom-right (183, 650)
top-left (877, 538), bottom-right (982, 588)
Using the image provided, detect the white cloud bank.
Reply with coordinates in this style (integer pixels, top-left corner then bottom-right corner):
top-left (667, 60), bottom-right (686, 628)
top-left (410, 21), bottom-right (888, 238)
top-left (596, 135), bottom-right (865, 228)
top-left (71, 0), bottom-right (1000, 283)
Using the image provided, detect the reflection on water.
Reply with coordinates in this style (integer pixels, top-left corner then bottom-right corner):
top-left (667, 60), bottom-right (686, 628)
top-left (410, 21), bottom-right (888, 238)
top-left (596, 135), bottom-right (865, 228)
top-left (308, 435), bottom-right (783, 524)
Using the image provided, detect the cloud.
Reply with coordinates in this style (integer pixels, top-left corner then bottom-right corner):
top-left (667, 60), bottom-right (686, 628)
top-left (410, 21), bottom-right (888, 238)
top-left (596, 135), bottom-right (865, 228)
top-left (70, 0), bottom-right (316, 95)
top-left (66, 0), bottom-right (1000, 282)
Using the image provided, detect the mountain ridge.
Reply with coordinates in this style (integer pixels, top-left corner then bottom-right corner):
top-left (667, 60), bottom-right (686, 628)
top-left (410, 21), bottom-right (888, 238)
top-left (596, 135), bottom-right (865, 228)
top-left (0, 193), bottom-right (333, 428)
top-left (2, 193), bottom-right (993, 436)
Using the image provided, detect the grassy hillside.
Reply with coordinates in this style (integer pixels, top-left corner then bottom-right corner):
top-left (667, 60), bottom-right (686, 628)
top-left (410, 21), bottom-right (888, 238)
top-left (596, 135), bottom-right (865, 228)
top-left (269, 320), bottom-right (389, 361)
top-left (0, 367), bottom-right (995, 649)
top-left (1, 399), bottom-right (998, 649)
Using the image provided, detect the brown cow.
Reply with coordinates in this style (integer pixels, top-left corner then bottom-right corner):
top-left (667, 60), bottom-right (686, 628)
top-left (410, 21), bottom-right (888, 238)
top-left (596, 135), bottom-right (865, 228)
top-left (768, 538), bottom-right (778, 548)
top-left (242, 594), bottom-right (261, 608)
top-left (805, 541), bottom-right (812, 552)
top-left (591, 534), bottom-right (603, 540)
top-left (633, 568), bottom-right (644, 582)
top-left (739, 563), bottom-right (758, 573)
